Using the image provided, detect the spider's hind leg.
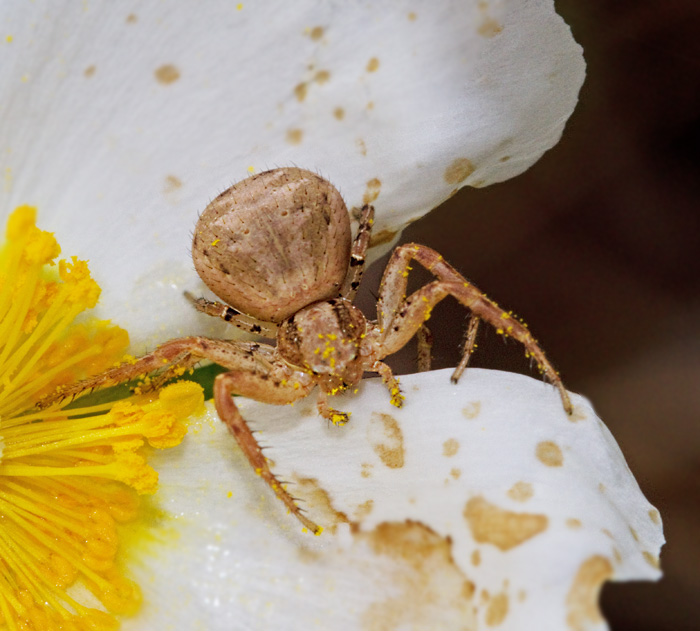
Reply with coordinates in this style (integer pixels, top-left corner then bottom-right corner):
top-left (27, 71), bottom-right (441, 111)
top-left (340, 204), bottom-right (374, 301)
top-left (184, 292), bottom-right (278, 337)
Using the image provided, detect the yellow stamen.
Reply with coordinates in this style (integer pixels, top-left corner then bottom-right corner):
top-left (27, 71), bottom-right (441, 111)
top-left (0, 206), bottom-right (203, 629)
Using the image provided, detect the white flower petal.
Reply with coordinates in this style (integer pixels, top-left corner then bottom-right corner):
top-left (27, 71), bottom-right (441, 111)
top-left (0, 1), bottom-right (584, 348)
top-left (128, 369), bottom-right (663, 630)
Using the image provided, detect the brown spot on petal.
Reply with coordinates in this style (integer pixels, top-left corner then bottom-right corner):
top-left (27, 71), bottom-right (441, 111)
top-left (507, 481), bottom-right (533, 502)
top-left (359, 521), bottom-right (476, 630)
top-left (450, 467), bottom-right (461, 480)
top-left (471, 549), bottom-right (481, 566)
top-left (478, 18), bottom-right (503, 38)
top-left (333, 107), bottom-right (345, 120)
top-left (309, 26), bottom-right (324, 41)
top-left (569, 406), bottom-right (587, 422)
top-left (363, 178), bottom-right (381, 204)
top-left (566, 518), bottom-right (582, 529)
top-left (356, 137), bottom-right (367, 156)
top-left (286, 128), bottom-right (303, 145)
top-left (366, 57), bottom-right (380, 73)
top-left (649, 509), bottom-right (661, 525)
top-left (444, 158), bottom-right (475, 185)
top-left (536, 441), bottom-right (563, 467)
top-left (84, 65), bottom-right (96, 78)
top-left (314, 69), bottom-right (330, 84)
top-left (369, 228), bottom-right (397, 248)
top-left (155, 64), bottom-right (180, 85)
top-left (361, 463), bottom-right (373, 478)
top-left (462, 401), bottom-right (481, 419)
top-left (407, 12), bottom-right (417, 21)
top-left (294, 82), bottom-right (308, 102)
top-left (464, 496), bottom-right (548, 551)
top-left (499, 155), bottom-right (511, 162)
top-left (566, 556), bottom-right (613, 631)
top-left (354, 499), bottom-right (374, 520)
top-left (294, 477), bottom-right (350, 535)
top-left (369, 413), bottom-right (405, 469)
top-left (629, 526), bottom-right (639, 541)
top-left (164, 175), bottom-right (182, 193)
top-left (643, 551), bottom-right (660, 569)
top-left (443, 438), bottom-right (459, 457)
top-left (126, 13), bottom-right (137, 24)
top-left (486, 592), bottom-right (509, 626)
top-left (477, 2), bottom-right (503, 38)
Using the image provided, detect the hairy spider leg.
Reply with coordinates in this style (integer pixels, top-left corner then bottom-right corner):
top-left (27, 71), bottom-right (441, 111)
top-left (213, 369), bottom-right (320, 534)
top-left (376, 244), bottom-right (573, 415)
top-left (450, 315), bottom-right (481, 383)
top-left (416, 324), bottom-right (434, 372)
top-left (184, 291), bottom-right (278, 337)
top-left (316, 389), bottom-right (351, 426)
top-left (340, 204), bottom-right (375, 300)
top-left (38, 336), bottom-right (320, 532)
top-left (371, 360), bottom-right (405, 408)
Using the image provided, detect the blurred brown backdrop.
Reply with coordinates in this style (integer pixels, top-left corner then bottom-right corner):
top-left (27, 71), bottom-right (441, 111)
top-left (359, 2), bottom-right (700, 630)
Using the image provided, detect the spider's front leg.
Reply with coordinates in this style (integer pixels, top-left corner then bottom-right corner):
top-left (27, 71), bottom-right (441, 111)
top-left (39, 337), bottom-right (321, 533)
top-left (213, 363), bottom-right (322, 534)
top-left (376, 243), bottom-right (573, 415)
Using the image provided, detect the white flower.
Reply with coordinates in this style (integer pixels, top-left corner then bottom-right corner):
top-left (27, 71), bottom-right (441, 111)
top-left (0, 2), bottom-right (663, 631)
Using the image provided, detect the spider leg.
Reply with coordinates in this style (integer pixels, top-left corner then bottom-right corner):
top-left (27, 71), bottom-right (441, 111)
top-left (451, 315), bottom-right (480, 383)
top-left (184, 292), bottom-right (278, 337)
top-left (376, 244), bottom-right (572, 415)
top-left (316, 389), bottom-right (352, 426)
top-left (40, 335), bottom-right (320, 532)
top-left (214, 369), bottom-right (319, 534)
top-left (37, 337), bottom-right (272, 408)
top-left (340, 204), bottom-right (374, 300)
top-left (371, 361), bottom-right (404, 408)
top-left (416, 324), bottom-right (433, 372)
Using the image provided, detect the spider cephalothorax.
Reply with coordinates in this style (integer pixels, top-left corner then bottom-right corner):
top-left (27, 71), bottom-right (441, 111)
top-left (41, 167), bottom-right (572, 534)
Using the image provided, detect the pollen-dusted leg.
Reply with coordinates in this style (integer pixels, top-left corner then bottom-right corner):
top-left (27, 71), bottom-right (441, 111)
top-left (214, 369), bottom-right (320, 533)
top-left (451, 315), bottom-right (480, 383)
top-left (185, 291), bottom-right (278, 337)
top-left (416, 324), bottom-right (433, 372)
top-left (316, 389), bottom-right (351, 426)
top-left (340, 204), bottom-right (374, 300)
top-left (377, 243), bottom-right (572, 415)
top-left (37, 337), bottom-right (277, 409)
top-left (371, 361), bottom-right (404, 408)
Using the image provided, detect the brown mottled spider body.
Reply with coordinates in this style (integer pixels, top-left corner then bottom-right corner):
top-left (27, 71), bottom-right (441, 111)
top-left (41, 168), bottom-right (572, 534)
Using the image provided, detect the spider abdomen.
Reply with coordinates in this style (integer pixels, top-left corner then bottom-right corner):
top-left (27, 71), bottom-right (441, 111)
top-left (193, 168), bottom-right (352, 323)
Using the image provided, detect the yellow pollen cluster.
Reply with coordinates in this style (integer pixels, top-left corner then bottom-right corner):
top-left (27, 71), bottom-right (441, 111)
top-left (0, 206), bottom-right (204, 630)
top-left (389, 385), bottom-right (404, 408)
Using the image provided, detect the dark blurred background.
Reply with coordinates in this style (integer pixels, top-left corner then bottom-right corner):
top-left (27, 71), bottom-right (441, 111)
top-left (359, 2), bottom-right (700, 629)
